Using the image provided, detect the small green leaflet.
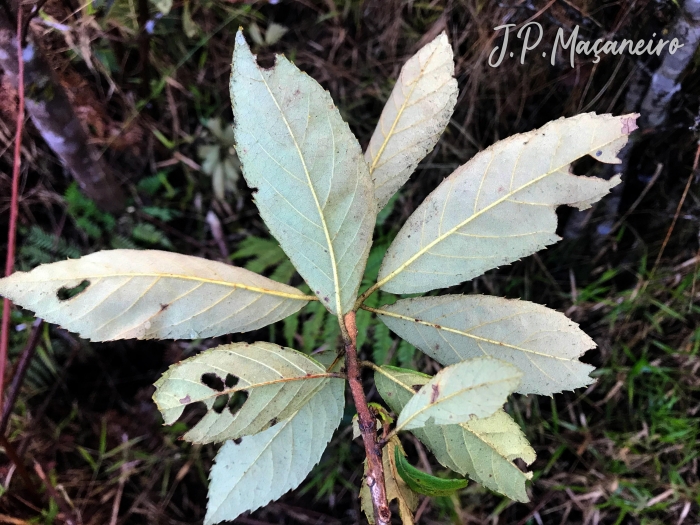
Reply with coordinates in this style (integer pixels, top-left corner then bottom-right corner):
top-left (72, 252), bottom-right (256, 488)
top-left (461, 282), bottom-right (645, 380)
top-left (375, 295), bottom-right (596, 395)
top-left (393, 445), bottom-right (467, 497)
top-left (205, 376), bottom-right (344, 525)
top-left (375, 365), bottom-right (535, 502)
top-left (396, 357), bottom-right (522, 431)
top-left (376, 113), bottom-right (639, 294)
top-left (0, 250), bottom-right (310, 341)
top-left (153, 342), bottom-right (340, 443)
top-left (230, 31), bottom-right (377, 315)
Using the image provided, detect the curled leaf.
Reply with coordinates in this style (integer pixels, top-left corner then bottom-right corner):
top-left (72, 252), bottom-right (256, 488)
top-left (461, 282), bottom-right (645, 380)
top-left (394, 445), bottom-right (467, 497)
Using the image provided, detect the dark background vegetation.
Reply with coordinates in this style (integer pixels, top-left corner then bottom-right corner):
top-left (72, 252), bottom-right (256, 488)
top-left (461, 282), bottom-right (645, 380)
top-left (0, 0), bottom-right (699, 524)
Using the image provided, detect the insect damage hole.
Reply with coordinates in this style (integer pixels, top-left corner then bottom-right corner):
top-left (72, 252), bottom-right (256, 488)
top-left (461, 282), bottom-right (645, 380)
top-left (201, 373), bottom-right (225, 392)
top-left (228, 390), bottom-right (249, 415)
top-left (225, 374), bottom-right (239, 388)
top-left (57, 280), bottom-right (90, 301)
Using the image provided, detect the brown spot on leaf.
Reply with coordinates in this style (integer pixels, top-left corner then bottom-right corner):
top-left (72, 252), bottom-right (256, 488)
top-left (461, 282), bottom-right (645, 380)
top-left (411, 384), bottom-right (422, 392)
top-left (433, 324), bottom-right (442, 329)
top-left (269, 417), bottom-right (279, 427)
top-left (233, 438), bottom-right (242, 445)
top-left (430, 384), bottom-right (440, 403)
top-left (159, 303), bottom-right (169, 311)
top-left (179, 395), bottom-right (191, 404)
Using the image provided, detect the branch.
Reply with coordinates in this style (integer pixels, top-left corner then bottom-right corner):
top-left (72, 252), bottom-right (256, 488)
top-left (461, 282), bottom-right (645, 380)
top-left (0, 0), bottom-right (24, 421)
top-left (0, 319), bottom-right (43, 436)
top-left (342, 312), bottom-right (391, 525)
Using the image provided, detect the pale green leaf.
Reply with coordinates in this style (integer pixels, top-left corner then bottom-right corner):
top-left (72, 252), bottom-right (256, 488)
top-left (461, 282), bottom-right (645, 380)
top-left (0, 250), bottom-right (310, 341)
top-left (360, 436), bottom-right (418, 525)
top-left (395, 357), bottom-right (521, 431)
top-left (377, 113), bottom-right (639, 294)
top-left (265, 23), bottom-right (288, 45)
top-left (375, 295), bottom-right (595, 395)
top-left (366, 32), bottom-right (457, 209)
top-left (375, 366), bottom-right (535, 502)
top-left (205, 377), bottom-right (344, 525)
top-left (182, 0), bottom-right (198, 38)
top-left (153, 342), bottom-right (339, 443)
top-left (230, 31), bottom-right (376, 314)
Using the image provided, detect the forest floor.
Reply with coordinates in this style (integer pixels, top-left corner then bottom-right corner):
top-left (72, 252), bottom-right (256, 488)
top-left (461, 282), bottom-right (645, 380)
top-left (0, 1), bottom-right (699, 524)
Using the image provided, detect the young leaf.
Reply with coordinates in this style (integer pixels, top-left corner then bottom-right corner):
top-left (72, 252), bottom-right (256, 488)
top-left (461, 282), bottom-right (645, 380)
top-left (0, 250), bottom-right (310, 341)
top-left (375, 366), bottom-right (535, 502)
top-left (153, 342), bottom-right (341, 443)
top-left (375, 295), bottom-right (595, 395)
top-left (230, 31), bottom-right (376, 315)
top-left (393, 445), bottom-right (467, 497)
top-left (361, 436), bottom-right (418, 525)
top-left (376, 113), bottom-right (639, 294)
top-left (205, 377), bottom-right (344, 525)
top-left (365, 32), bottom-right (458, 209)
top-left (396, 357), bottom-right (521, 431)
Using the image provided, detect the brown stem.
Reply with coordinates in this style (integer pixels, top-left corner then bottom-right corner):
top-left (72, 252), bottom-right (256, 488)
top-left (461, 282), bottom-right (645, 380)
top-left (0, 434), bottom-right (36, 495)
top-left (342, 312), bottom-right (390, 525)
top-left (0, 319), bottom-right (43, 436)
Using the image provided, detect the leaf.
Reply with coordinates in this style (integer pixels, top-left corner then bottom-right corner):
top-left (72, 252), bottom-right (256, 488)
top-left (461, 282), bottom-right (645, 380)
top-left (182, 0), bottom-right (198, 38)
top-left (361, 436), bottom-right (418, 525)
top-left (393, 445), bottom-right (467, 497)
top-left (153, 342), bottom-right (340, 443)
top-left (375, 366), bottom-right (535, 502)
top-left (366, 32), bottom-right (457, 210)
top-left (396, 357), bottom-right (521, 431)
top-left (205, 377), bottom-right (344, 525)
top-left (230, 31), bottom-right (376, 314)
top-left (376, 113), bottom-right (639, 294)
top-left (265, 23), bottom-right (288, 45)
top-left (375, 295), bottom-right (596, 395)
top-left (0, 250), bottom-right (310, 341)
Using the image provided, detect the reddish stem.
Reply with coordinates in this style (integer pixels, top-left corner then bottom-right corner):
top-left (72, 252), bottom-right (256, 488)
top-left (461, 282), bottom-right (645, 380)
top-left (342, 312), bottom-right (390, 525)
top-left (0, 2), bottom-right (24, 414)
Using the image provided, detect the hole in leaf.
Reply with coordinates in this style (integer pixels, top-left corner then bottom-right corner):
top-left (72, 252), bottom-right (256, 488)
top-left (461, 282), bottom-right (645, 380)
top-left (201, 373), bottom-right (224, 392)
top-left (212, 394), bottom-right (230, 414)
top-left (225, 374), bottom-right (239, 388)
top-left (179, 401), bottom-right (208, 426)
top-left (57, 280), bottom-right (90, 301)
top-left (228, 390), bottom-right (248, 415)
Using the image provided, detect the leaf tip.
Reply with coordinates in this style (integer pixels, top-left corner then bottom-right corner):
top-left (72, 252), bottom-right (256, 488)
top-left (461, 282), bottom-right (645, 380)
top-left (621, 113), bottom-right (640, 135)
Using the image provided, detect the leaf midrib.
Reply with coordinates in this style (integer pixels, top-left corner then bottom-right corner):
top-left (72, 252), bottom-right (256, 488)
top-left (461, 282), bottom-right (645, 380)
top-left (170, 373), bottom-right (342, 405)
top-left (364, 305), bottom-right (573, 361)
top-left (16, 272), bottom-right (314, 301)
